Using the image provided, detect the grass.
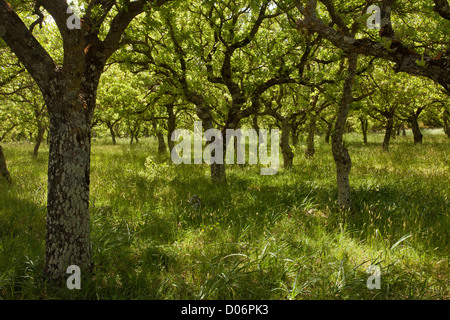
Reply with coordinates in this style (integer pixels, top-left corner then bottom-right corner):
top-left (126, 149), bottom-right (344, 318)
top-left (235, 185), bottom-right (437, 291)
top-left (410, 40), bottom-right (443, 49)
top-left (0, 129), bottom-right (448, 300)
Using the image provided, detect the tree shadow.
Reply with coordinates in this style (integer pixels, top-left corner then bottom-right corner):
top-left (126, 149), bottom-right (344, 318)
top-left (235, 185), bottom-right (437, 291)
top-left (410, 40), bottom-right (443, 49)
top-left (0, 182), bottom-right (47, 298)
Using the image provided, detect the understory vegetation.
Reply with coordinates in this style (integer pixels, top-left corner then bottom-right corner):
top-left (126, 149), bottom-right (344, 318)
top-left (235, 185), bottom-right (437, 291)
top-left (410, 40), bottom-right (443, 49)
top-left (0, 130), bottom-right (448, 300)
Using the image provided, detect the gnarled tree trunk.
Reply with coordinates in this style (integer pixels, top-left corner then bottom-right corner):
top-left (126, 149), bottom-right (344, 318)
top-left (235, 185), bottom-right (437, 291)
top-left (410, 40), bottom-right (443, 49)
top-left (409, 113), bottom-right (423, 144)
top-left (152, 119), bottom-right (166, 154)
top-left (331, 53), bottom-right (358, 210)
top-left (0, 0), bottom-right (174, 282)
top-left (157, 131), bottom-right (166, 153)
top-left (305, 113), bottom-right (316, 158)
top-left (167, 103), bottom-right (176, 153)
top-left (196, 102), bottom-right (227, 184)
top-left (360, 117), bottom-right (368, 144)
top-left (33, 121), bottom-right (46, 158)
top-left (106, 121), bottom-right (117, 145)
top-left (444, 109), bottom-right (450, 138)
top-left (280, 118), bottom-right (294, 168)
top-left (382, 115), bottom-right (394, 152)
top-left (43, 90), bottom-right (96, 280)
top-left (0, 145), bottom-right (12, 184)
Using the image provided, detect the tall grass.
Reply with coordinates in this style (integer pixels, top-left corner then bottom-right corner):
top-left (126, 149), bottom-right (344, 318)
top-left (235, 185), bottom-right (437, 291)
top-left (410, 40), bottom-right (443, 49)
top-left (0, 130), bottom-right (448, 299)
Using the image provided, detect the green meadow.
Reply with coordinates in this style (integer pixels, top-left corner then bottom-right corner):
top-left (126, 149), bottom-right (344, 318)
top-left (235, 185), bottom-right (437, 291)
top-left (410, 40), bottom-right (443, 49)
top-left (0, 130), bottom-right (448, 299)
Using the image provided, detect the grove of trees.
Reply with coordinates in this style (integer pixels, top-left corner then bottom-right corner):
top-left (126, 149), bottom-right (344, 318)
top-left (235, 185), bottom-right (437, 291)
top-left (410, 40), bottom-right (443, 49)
top-left (0, 0), bottom-right (449, 284)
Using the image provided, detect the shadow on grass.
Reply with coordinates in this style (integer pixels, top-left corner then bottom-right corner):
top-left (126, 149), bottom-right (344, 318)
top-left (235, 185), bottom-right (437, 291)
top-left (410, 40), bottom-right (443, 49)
top-left (0, 182), bottom-right (47, 298)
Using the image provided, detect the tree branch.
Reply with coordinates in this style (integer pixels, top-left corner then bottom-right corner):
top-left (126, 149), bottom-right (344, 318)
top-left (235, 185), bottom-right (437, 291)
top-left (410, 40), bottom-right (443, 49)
top-left (434, 0), bottom-right (450, 20)
top-left (295, 0), bottom-right (450, 93)
top-left (0, 0), bottom-right (57, 95)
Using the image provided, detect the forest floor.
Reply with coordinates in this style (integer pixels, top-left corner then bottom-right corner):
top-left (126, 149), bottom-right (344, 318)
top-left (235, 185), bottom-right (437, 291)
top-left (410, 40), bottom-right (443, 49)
top-left (0, 130), bottom-right (448, 299)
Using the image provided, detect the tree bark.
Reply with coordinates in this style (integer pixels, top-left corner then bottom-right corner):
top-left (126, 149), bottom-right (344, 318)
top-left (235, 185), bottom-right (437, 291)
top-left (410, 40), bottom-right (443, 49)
top-left (280, 118), bottom-right (294, 168)
top-left (129, 123), bottom-right (141, 145)
top-left (252, 115), bottom-right (263, 156)
top-left (305, 113), bottom-right (316, 158)
top-left (106, 121), bottom-right (117, 145)
top-left (390, 120), bottom-right (397, 140)
top-left (409, 113), bottom-right (423, 144)
top-left (211, 153), bottom-right (226, 184)
top-left (188, 91), bottom-right (228, 183)
top-left (152, 119), bottom-right (166, 154)
top-left (33, 121), bottom-right (46, 158)
top-left (443, 109), bottom-right (450, 138)
top-left (0, 0), bottom-right (174, 281)
top-left (157, 132), bottom-right (166, 153)
top-left (0, 145), bottom-right (12, 184)
top-left (44, 102), bottom-right (93, 280)
top-left (360, 117), bottom-right (368, 144)
top-left (292, 130), bottom-right (300, 146)
top-left (209, 127), bottom-right (227, 184)
top-left (167, 104), bottom-right (176, 153)
top-left (382, 116), bottom-right (394, 151)
top-left (331, 53), bottom-right (358, 210)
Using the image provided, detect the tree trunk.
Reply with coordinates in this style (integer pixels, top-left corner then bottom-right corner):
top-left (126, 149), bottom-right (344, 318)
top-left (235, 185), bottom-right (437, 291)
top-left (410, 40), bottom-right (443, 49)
top-left (305, 113), bottom-right (316, 158)
top-left (41, 61), bottom-right (102, 281)
top-left (167, 104), bottom-right (176, 153)
top-left (152, 120), bottom-right (166, 154)
top-left (0, 0), bottom-right (174, 283)
top-left (331, 53), bottom-right (358, 210)
top-left (444, 110), bottom-right (450, 138)
top-left (129, 122), bottom-right (140, 145)
top-left (252, 115), bottom-right (260, 136)
top-left (44, 106), bottom-right (93, 280)
top-left (198, 108), bottom-right (226, 183)
top-left (382, 116), bottom-right (394, 151)
top-left (211, 156), bottom-right (226, 184)
top-left (402, 122), bottom-right (406, 136)
top-left (111, 127), bottom-right (117, 145)
top-left (167, 126), bottom-right (175, 153)
top-left (409, 113), bottom-right (423, 144)
top-left (107, 122), bottom-right (117, 145)
top-left (0, 145), bottom-right (12, 184)
top-left (390, 121), bottom-right (397, 140)
top-left (157, 132), bottom-right (166, 153)
top-left (208, 128), bottom-right (226, 184)
top-left (210, 129), bottom-right (227, 184)
top-left (292, 131), bottom-right (299, 146)
top-left (195, 100), bottom-right (227, 184)
top-left (280, 118), bottom-right (294, 168)
top-left (360, 117), bottom-right (368, 144)
top-left (252, 115), bottom-right (262, 156)
top-left (33, 121), bottom-right (46, 158)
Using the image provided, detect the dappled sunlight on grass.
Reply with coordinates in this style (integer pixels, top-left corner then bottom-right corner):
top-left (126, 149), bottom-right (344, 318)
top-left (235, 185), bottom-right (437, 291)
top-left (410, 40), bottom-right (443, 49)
top-left (0, 132), bottom-right (448, 299)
